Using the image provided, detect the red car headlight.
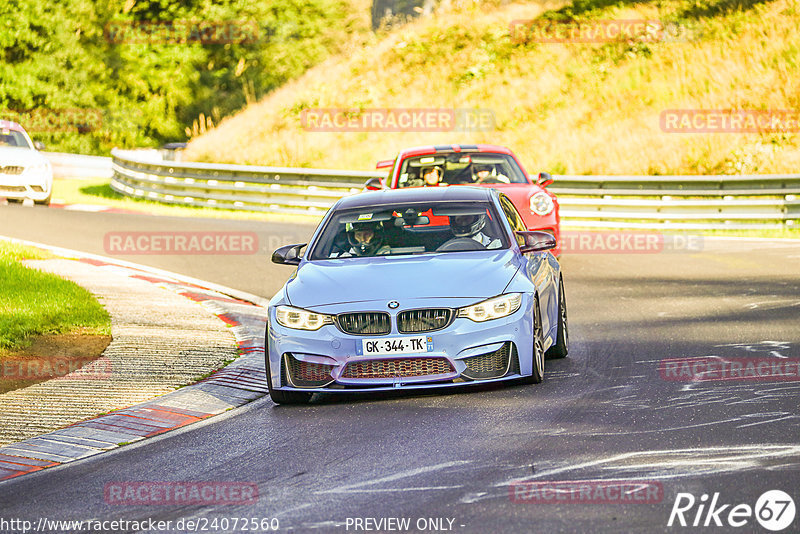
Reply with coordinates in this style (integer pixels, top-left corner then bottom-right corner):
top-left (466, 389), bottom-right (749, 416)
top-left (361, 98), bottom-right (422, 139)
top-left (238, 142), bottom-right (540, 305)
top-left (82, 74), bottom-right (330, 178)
top-left (529, 192), bottom-right (554, 215)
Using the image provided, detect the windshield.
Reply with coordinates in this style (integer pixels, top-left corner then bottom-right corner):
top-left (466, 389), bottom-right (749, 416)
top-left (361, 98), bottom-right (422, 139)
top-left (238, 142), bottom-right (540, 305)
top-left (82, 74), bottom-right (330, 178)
top-left (396, 152), bottom-right (527, 188)
top-left (0, 129), bottom-right (32, 149)
top-left (309, 201), bottom-right (510, 260)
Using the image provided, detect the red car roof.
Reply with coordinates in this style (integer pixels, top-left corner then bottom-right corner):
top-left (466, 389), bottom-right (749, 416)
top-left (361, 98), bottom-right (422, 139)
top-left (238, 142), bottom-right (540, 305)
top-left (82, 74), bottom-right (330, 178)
top-left (396, 144), bottom-right (515, 158)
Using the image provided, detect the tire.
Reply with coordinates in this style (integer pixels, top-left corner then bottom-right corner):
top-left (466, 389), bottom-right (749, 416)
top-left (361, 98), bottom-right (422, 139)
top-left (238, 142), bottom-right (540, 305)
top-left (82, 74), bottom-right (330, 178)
top-left (264, 322), bottom-right (312, 405)
top-left (521, 295), bottom-right (545, 384)
top-left (35, 194), bottom-right (51, 206)
top-left (546, 276), bottom-right (569, 359)
top-left (6, 199), bottom-right (23, 204)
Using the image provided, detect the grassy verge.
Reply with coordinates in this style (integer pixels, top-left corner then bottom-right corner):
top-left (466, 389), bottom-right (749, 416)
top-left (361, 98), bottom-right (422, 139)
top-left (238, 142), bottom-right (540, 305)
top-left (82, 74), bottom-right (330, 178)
top-left (0, 241), bottom-right (110, 352)
top-left (53, 178), bottom-right (325, 225)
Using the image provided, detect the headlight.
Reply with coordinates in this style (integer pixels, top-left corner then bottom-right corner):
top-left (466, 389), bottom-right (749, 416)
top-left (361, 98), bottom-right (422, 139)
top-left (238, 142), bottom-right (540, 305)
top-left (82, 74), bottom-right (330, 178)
top-left (457, 293), bottom-right (522, 322)
top-left (24, 163), bottom-right (49, 174)
top-left (530, 192), bottom-right (554, 215)
top-left (275, 305), bottom-right (333, 330)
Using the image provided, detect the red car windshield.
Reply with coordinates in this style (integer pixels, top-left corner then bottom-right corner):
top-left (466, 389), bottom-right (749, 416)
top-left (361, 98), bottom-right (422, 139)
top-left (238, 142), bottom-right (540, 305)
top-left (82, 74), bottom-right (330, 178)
top-left (396, 152), bottom-right (527, 188)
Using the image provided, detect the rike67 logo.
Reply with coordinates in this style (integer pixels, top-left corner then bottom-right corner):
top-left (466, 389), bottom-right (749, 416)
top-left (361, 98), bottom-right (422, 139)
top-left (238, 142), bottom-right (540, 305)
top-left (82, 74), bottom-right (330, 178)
top-left (668, 490), bottom-right (795, 531)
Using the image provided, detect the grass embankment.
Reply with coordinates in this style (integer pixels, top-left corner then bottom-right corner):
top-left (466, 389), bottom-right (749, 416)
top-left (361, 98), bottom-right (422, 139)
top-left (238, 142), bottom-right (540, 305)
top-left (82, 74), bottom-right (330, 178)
top-left (184, 0), bottom-right (800, 175)
top-left (0, 241), bottom-right (111, 393)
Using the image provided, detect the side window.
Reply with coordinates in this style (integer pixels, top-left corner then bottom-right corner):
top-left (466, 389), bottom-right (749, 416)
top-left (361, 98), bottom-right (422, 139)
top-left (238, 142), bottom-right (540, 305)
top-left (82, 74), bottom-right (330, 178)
top-left (499, 195), bottom-right (527, 246)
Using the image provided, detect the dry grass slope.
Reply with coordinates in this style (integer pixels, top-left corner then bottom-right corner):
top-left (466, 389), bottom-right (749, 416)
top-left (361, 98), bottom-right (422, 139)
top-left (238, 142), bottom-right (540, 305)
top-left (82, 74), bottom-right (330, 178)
top-left (185, 0), bottom-right (800, 176)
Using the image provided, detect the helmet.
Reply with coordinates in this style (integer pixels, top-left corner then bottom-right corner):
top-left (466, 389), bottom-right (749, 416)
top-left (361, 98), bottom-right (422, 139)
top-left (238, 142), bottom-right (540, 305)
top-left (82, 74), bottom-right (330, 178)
top-left (346, 220), bottom-right (384, 255)
top-left (473, 163), bottom-right (494, 178)
top-left (450, 213), bottom-right (486, 238)
top-left (422, 166), bottom-right (443, 185)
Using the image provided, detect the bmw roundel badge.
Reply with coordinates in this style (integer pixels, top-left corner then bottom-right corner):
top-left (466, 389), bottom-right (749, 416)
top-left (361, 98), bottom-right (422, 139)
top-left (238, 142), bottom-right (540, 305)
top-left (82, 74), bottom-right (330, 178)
top-left (388, 300), bottom-right (400, 309)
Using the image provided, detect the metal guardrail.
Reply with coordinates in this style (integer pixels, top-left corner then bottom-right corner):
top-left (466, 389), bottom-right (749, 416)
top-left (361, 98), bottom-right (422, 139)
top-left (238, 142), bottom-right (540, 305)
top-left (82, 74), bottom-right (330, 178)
top-left (111, 149), bottom-right (800, 230)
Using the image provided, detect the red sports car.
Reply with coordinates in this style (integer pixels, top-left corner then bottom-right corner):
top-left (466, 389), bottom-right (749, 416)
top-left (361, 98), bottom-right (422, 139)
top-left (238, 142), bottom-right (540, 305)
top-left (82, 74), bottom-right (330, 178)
top-left (368, 144), bottom-right (561, 255)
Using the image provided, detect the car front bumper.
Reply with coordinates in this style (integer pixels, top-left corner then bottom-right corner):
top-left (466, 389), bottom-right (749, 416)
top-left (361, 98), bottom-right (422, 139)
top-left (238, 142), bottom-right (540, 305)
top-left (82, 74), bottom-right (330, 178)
top-left (0, 170), bottom-right (53, 202)
top-left (267, 296), bottom-right (536, 393)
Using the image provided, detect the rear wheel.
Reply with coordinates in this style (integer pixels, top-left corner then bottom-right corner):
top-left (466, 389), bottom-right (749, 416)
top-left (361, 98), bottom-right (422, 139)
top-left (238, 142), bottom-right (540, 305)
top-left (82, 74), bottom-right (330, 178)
top-left (6, 199), bottom-right (23, 204)
top-left (265, 323), bottom-right (312, 405)
top-left (546, 277), bottom-right (569, 359)
top-left (521, 295), bottom-right (545, 384)
top-left (34, 194), bottom-right (51, 206)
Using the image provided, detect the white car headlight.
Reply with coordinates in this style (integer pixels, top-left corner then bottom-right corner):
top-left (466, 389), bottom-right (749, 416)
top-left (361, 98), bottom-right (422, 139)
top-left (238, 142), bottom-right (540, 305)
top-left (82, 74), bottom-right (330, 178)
top-left (24, 163), bottom-right (49, 174)
top-left (457, 293), bottom-right (522, 322)
top-left (275, 305), bottom-right (333, 330)
top-left (530, 191), bottom-right (554, 215)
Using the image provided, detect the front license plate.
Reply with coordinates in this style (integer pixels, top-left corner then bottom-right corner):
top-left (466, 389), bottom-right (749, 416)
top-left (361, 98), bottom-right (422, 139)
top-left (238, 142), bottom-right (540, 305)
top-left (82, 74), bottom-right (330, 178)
top-left (359, 336), bottom-right (433, 356)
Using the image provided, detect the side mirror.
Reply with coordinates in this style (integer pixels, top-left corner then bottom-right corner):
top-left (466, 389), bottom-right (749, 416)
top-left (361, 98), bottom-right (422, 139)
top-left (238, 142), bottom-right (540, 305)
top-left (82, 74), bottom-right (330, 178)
top-left (272, 243), bottom-right (306, 265)
top-left (516, 231), bottom-right (557, 253)
top-left (364, 177), bottom-right (384, 191)
top-left (375, 159), bottom-right (394, 170)
top-left (536, 172), bottom-right (554, 187)
top-left (33, 141), bottom-right (46, 151)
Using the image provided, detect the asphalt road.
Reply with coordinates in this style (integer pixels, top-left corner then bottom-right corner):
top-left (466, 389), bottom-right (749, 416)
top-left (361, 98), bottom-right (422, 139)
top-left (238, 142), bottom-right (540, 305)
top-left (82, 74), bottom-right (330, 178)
top-left (1, 204), bottom-right (799, 534)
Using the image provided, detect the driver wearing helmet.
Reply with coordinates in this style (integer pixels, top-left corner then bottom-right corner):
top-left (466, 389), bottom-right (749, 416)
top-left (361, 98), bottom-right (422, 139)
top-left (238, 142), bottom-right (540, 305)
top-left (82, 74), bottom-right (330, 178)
top-left (473, 163), bottom-right (510, 184)
top-left (449, 213), bottom-right (502, 249)
top-left (422, 166), bottom-right (445, 187)
top-left (331, 220), bottom-right (391, 257)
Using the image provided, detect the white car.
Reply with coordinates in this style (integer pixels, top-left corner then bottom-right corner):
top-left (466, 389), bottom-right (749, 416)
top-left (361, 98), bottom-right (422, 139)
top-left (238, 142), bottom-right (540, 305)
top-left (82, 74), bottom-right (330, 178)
top-left (0, 120), bottom-right (53, 206)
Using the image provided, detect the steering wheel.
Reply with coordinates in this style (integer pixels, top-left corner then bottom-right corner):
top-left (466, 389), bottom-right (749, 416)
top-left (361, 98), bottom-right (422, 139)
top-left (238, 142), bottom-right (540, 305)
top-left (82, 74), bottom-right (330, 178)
top-left (436, 238), bottom-right (486, 252)
top-left (476, 176), bottom-right (505, 184)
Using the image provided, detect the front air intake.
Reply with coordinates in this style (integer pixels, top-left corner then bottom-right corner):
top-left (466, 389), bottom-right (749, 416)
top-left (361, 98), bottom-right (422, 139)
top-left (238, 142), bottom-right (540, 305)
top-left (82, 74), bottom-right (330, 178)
top-left (341, 357), bottom-right (454, 379)
top-left (284, 354), bottom-right (334, 388)
top-left (461, 342), bottom-right (515, 380)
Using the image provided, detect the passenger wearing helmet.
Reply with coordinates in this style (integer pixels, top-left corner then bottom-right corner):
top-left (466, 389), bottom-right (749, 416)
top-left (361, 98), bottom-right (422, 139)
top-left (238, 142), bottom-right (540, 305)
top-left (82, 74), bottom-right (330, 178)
top-left (331, 220), bottom-right (391, 257)
top-left (422, 166), bottom-right (445, 187)
top-left (449, 213), bottom-right (502, 249)
top-left (473, 163), bottom-right (510, 184)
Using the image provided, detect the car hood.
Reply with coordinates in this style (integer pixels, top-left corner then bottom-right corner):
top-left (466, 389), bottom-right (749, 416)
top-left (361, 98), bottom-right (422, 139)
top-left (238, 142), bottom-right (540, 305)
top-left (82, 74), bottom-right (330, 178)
top-left (0, 146), bottom-right (46, 166)
top-left (286, 250), bottom-right (520, 308)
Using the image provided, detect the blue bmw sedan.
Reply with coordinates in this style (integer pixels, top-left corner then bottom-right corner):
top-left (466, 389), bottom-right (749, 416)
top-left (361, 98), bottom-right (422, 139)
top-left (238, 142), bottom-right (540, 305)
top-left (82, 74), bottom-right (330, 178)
top-left (266, 186), bottom-right (568, 404)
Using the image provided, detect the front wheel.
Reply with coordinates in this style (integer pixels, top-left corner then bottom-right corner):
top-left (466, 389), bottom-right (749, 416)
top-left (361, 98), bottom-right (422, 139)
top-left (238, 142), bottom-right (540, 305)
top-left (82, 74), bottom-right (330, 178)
top-left (521, 295), bottom-right (545, 384)
top-left (546, 277), bottom-right (569, 359)
top-left (265, 323), bottom-right (312, 405)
